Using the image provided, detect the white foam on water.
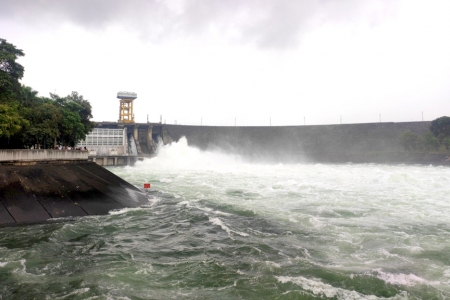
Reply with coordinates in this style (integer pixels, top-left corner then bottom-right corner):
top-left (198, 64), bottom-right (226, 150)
top-left (160, 178), bottom-right (173, 183)
top-left (209, 217), bottom-right (232, 236)
top-left (106, 296), bottom-right (131, 300)
top-left (377, 249), bottom-right (413, 264)
top-left (444, 269), bottom-right (450, 278)
top-left (264, 261), bottom-right (281, 268)
top-left (136, 137), bottom-right (244, 172)
top-left (375, 270), bottom-right (439, 287)
top-left (13, 258), bottom-right (27, 274)
top-left (209, 217), bottom-right (249, 239)
top-left (233, 230), bottom-right (249, 237)
top-left (135, 263), bottom-right (154, 275)
top-left (108, 207), bottom-right (145, 215)
top-left (213, 210), bottom-right (232, 216)
top-left (55, 288), bottom-right (91, 299)
top-left (276, 276), bottom-right (409, 300)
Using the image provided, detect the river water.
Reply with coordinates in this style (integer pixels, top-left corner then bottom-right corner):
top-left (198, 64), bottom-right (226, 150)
top-left (1, 137), bottom-right (450, 299)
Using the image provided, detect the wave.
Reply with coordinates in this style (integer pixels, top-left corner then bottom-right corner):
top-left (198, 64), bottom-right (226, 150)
top-left (136, 136), bottom-right (245, 171)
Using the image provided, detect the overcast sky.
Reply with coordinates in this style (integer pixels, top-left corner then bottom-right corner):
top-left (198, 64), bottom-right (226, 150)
top-left (1, 0), bottom-right (449, 126)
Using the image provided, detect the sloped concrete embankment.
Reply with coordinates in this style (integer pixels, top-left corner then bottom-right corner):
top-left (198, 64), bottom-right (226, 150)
top-left (163, 122), bottom-right (450, 165)
top-left (0, 161), bottom-right (148, 226)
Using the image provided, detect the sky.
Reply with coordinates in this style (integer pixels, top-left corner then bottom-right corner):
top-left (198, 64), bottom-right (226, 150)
top-left (1, 0), bottom-right (449, 126)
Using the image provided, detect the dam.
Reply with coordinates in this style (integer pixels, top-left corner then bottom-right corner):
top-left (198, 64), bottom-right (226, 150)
top-left (86, 120), bottom-right (449, 166)
top-left (82, 91), bottom-right (448, 166)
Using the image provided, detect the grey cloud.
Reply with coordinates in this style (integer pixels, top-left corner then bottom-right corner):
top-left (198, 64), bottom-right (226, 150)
top-left (0, 0), bottom-right (398, 49)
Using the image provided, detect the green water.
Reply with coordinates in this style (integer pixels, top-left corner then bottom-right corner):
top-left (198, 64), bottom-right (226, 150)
top-left (1, 141), bottom-right (450, 299)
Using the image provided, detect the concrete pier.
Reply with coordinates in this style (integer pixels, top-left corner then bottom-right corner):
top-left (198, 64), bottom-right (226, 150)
top-left (89, 155), bottom-right (154, 166)
top-left (0, 150), bottom-right (149, 226)
top-left (0, 149), bottom-right (88, 165)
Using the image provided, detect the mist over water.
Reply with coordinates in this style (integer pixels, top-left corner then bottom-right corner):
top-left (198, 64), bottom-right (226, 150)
top-left (1, 137), bottom-right (450, 299)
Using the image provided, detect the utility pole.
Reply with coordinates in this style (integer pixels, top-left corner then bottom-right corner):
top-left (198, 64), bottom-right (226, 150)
top-left (147, 114), bottom-right (149, 123)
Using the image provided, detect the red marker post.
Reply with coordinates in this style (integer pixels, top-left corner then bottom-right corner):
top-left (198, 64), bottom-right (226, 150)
top-left (144, 183), bottom-right (151, 190)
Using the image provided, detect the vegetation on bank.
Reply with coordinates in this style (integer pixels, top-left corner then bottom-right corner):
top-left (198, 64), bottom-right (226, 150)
top-left (400, 116), bottom-right (450, 152)
top-left (0, 38), bottom-right (93, 149)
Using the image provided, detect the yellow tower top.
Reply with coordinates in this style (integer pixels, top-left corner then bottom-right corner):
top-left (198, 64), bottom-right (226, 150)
top-left (117, 91), bottom-right (137, 123)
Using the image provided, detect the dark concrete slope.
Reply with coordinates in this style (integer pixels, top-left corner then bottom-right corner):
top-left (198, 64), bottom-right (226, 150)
top-left (0, 162), bottom-right (148, 226)
top-left (163, 122), bottom-right (450, 165)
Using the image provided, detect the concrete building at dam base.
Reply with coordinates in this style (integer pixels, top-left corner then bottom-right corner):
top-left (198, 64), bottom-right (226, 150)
top-left (76, 92), bottom-right (171, 166)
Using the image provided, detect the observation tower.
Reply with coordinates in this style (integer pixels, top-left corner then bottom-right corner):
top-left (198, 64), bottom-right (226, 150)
top-left (117, 91), bottom-right (137, 123)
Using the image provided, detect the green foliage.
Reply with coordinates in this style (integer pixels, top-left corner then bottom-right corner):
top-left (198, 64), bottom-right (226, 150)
top-left (0, 38), bottom-right (24, 101)
top-left (399, 131), bottom-right (419, 151)
top-left (399, 130), bottom-right (450, 152)
top-left (0, 39), bottom-right (94, 148)
top-left (23, 100), bottom-right (62, 148)
top-left (0, 102), bottom-right (28, 139)
top-left (430, 116), bottom-right (450, 142)
top-left (0, 39), bottom-right (28, 140)
top-left (423, 132), bottom-right (440, 151)
top-left (52, 92), bottom-right (94, 146)
top-left (443, 137), bottom-right (450, 150)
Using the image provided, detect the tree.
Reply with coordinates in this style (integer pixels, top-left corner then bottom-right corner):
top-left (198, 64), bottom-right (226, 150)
top-left (0, 39), bottom-right (24, 101)
top-left (20, 85), bottom-right (39, 107)
top-left (52, 92), bottom-right (93, 146)
top-left (0, 102), bottom-right (28, 139)
top-left (23, 100), bottom-right (62, 149)
top-left (64, 91), bottom-right (94, 134)
top-left (0, 39), bottom-right (28, 141)
top-left (430, 116), bottom-right (450, 142)
top-left (0, 39), bottom-right (95, 148)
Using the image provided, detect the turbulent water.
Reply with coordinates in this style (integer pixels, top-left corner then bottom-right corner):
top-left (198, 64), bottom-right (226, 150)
top-left (1, 138), bottom-right (450, 299)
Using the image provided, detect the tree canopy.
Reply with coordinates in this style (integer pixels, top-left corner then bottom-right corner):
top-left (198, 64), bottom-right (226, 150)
top-left (0, 38), bottom-right (94, 149)
top-left (430, 116), bottom-right (450, 141)
top-left (0, 38), bottom-right (24, 101)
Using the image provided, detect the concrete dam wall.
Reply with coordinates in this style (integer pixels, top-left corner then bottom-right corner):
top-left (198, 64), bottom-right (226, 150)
top-left (163, 121), bottom-right (449, 164)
